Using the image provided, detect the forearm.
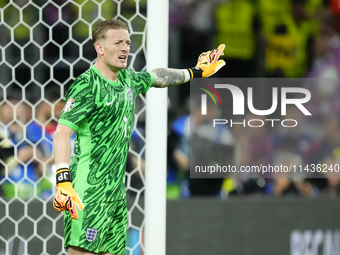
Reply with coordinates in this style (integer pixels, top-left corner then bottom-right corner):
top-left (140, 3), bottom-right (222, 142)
top-left (53, 125), bottom-right (83, 219)
top-left (151, 68), bottom-right (189, 88)
top-left (53, 129), bottom-right (72, 166)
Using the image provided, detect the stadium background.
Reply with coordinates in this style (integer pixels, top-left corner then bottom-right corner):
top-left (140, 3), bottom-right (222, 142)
top-left (1, 0), bottom-right (340, 254)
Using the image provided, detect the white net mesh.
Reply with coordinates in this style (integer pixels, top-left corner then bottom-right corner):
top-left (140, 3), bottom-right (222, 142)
top-left (0, 0), bottom-right (148, 254)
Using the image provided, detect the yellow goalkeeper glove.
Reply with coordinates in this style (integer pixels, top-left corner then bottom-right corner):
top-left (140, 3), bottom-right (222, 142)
top-left (188, 44), bottom-right (226, 79)
top-left (53, 169), bottom-right (84, 220)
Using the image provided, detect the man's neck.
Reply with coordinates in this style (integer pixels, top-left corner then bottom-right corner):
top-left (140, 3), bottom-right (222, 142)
top-left (94, 62), bottom-right (119, 82)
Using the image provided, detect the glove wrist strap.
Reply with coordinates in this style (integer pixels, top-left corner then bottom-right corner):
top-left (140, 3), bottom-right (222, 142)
top-left (56, 169), bottom-right (73, 185)
top-left (187, 67), bottom-right (203, 79)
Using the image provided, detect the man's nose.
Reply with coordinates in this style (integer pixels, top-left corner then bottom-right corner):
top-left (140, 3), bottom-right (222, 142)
top-left (122, 43), bottom-right (130, 51)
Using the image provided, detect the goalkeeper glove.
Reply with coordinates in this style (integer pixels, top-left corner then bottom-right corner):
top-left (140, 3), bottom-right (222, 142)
top-left (188, 44), bottom-right (226, 79)
top-left (53, 168), bottom-right (84, 220)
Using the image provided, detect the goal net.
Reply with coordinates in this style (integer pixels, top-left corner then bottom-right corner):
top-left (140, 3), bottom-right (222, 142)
top-left (0, 0), bottom-right (148, 254)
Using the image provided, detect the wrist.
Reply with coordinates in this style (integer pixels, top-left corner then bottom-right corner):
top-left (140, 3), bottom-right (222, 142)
top-left (56, 163), bottom-right (69, 170)
top-left (187, 67), bottom-right (203, 79)
top-left (56, 168), bottom-right (72, 185)
top-left (182, 69), bottom-right (191, 82)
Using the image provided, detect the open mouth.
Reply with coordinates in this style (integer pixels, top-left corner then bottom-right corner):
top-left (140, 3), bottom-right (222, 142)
top-left (118, 56), bottom-right (127, 60)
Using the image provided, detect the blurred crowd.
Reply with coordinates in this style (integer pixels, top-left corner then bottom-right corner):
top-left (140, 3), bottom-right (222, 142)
top-left (165, 0), bottom-right (340, 199)
top-left (2, 0), bottom-right (340, 200)
top-left (0, 85), bottom-right (65, 200)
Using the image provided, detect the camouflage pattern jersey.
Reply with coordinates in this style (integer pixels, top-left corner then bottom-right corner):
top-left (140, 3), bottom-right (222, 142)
top-left (58, 65), bottom-right (154, 203)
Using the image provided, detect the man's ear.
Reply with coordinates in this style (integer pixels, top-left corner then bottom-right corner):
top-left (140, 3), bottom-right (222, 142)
top-left (95, 42), bottom-right (104, 55)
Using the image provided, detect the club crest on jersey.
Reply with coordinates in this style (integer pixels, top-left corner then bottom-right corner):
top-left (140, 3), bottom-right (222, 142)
top-left (86, 227), bottom-right (98, 242)
top-left (63, 98), bottom-right (75, 112)
top-left (126, 88), bottom-right (133, 105)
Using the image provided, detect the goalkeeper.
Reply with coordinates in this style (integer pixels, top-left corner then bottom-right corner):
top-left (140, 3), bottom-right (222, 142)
top-left (53, 18), bottom-right (225, 255)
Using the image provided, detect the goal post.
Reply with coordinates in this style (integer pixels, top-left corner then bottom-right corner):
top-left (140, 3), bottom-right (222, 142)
top-left (145, 0), bottom-right (169, 254)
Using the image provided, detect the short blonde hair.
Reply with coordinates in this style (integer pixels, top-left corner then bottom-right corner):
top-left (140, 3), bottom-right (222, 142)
top-left (92, 18), bottom-right (128, 44)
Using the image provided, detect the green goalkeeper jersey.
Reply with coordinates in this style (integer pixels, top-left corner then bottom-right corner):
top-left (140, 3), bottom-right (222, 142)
top-left (58, 66), bottom-right (154, 203)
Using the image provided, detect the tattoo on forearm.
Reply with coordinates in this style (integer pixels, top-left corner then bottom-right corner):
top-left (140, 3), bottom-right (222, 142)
top-left (151, 68), bottom-right (186, 88)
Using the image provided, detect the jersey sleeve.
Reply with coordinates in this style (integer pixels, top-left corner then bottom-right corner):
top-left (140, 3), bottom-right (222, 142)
top-left (127, 70), bottom-right (155, 94)
top-left (58, 76), bottom-right (96, 132)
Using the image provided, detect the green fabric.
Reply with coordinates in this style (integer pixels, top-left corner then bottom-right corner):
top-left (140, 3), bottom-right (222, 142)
top-left (59, 66), bottom-right (154, 203)
top-left (64, 199), bottom-right (128, 254)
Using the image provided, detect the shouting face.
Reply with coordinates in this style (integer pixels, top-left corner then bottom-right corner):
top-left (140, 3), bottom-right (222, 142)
top-left (95, 29), bottom-right (131, 72)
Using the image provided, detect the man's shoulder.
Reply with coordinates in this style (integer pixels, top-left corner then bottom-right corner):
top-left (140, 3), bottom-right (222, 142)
top-left (118, 68), bottom-right (132, 80)
top-left (119, 69), bottom-right (154, 90)
top-left (119, 69), bottom-right (151, 81)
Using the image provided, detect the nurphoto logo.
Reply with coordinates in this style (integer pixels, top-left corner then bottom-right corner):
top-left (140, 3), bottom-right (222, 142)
top-left (197, 80), bottom-right (312, 128)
